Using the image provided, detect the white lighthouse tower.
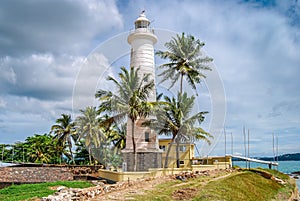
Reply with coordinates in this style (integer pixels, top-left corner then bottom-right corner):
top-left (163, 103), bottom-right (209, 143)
top-left (122, 11), bottom-right (162, 171)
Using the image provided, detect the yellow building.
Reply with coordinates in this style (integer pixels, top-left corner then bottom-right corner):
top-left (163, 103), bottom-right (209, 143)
top-left (159, 139), bottom-right (195, 168)
top-left (159, 138), bottom-right (232, 169)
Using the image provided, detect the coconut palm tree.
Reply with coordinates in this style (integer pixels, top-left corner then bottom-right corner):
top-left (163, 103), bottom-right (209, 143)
top-left (51, 114), bottom-right (76, 164)
top-left (156, 32), bottom-right (212, 94)
top-left (95, 66), bottom-right (154, 171)
top-left (24, 134), bottom-right (53, 164)
top-left (75, 106), bottom-right (103, 165)
top-left (155, 92), bottom-right (212, 168)
top-left (106, 123), bottom-right (126, 154)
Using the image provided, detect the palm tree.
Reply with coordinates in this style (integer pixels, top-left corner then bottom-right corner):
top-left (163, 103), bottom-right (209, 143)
top-left (75, 106), bottom-right (103, 165)
top-left (106, 123), bottom-right (126, 154)
top-left (24, 134), bottom-right (53, 164)
top-left (156, 32), bottom-right (213, 94)
top-left (51, 114), bottom-right (76, 164)
top-left (156, 92), bottom-right (212, 168)
top-left (95, 66), bottom-right (154, 171)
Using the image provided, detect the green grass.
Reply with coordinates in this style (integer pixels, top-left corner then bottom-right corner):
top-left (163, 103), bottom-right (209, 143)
top-left (256, 167), bottom-right (290, 180)
top-left (130, 169), bottom-right (295, 201)
top-left (131, 171), bottom-right (228, 201)
top-left (0, 181), bottom-right (94, 201)
top-left (194, 171), bottom-right (284, 201)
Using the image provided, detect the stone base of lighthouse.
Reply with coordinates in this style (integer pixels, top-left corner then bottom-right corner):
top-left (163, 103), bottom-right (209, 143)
top-left (122, 151), bottom-right (162, 172)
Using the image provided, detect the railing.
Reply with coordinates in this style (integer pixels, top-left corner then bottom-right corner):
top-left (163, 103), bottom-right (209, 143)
top-left (129, 27), bottom-right (155, 34)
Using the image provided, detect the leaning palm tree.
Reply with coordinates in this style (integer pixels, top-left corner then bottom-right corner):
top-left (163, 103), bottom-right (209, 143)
top-left (95, 66), bottom-right (154, 171)
top-left (51, 114), bottom-right (76, 164)
top-left (156, 32), bottom-right (213, 94)
top-left (156, 92), bottom-right (212, 168)
top-left (75, 106), bottom-right (103, 165)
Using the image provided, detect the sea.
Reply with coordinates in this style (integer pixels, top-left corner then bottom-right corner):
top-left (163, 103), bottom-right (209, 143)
top-left (233, 160), bottom-right (300, 189)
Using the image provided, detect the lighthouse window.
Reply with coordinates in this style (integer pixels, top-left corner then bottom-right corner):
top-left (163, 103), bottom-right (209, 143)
top-left (136, 21), bottom-right (148, 29)
top-left (145, 132), bottom-right (150, 142)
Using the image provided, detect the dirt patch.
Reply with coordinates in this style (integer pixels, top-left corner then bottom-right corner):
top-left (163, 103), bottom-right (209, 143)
top-left (91, 169), bottom-right (233, 200)
top-left (172, 187), bottom-right (198, 200)
top-left (48, 186), bottom-right (60, 190)
top-left (92, 176), bottom-right (173, 201)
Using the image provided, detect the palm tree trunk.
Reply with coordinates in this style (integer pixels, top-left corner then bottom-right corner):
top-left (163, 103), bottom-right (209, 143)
top-left (180, 73), bottom-right (183, 95)
top-left (176, 137), bottom-right (180, 168)
top-left (69, 145), bottom-right (75, 165)
top-left (164, 135), bottom-right (176, 168)
top-left (88, 146), bottom-right (92, 165)
top-left (177, 73), bottom-right (184, 168)
top-left (131, 118), bottom-right (137, 171)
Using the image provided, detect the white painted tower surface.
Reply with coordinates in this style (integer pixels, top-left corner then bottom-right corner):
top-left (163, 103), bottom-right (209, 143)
top-left (122, 12), bottom-right (162, 171)
top-left (127, 12), bottom-right (157, 102)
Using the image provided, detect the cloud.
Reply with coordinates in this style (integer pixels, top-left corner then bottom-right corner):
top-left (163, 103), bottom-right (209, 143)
top-left (0, 54), bottom-right (83, 101)
top-left (129, 0), bottom-right (300, 155)
top-left (0, 0), bottom-right (123, 56)
top-left (0, 0), bottom-right (299, 157)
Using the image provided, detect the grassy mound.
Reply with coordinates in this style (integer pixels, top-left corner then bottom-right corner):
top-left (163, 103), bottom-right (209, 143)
top-left (195, 171), bottom-right (288, 201)
top-left (131, 169), bottom-right (295, 201)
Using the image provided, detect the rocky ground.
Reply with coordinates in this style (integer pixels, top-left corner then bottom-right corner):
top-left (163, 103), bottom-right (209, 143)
top-left (42, 169), bottom-right (232, 201)
top-left (41, 168), bottom-right (300, 201)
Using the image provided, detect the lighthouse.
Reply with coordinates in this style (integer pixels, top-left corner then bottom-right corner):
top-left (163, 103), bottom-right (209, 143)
top-left (122, 11), bottom-right (162, 171)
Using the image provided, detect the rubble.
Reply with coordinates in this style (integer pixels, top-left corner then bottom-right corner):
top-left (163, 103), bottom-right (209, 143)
top-left (42, 178), bottom-right (154, 201)
top-left (172, 169), bottom-right (233, 181)
top-left (42, 169), bottom-right (232, 201)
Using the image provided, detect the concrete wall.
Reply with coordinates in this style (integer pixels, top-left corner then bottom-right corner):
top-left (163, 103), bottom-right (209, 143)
top-left (0, 167), bottom-right (73, 183)
top-left (98, 164), bottom-right (229, 183)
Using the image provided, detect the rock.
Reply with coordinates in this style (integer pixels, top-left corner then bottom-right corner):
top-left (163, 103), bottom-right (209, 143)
top-left (272, 177), bottom-right (286, 185)
top-left (57, 186), bottom-right (67, 192)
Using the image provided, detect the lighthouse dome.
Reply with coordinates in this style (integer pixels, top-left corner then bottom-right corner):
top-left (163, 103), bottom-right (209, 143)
top-left (135, 11), bottom-right (150, 29)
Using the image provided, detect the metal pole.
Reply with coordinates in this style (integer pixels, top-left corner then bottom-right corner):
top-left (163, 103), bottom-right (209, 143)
top-left (272, 133), bottom-right (276, 167)
top-left (231, 132), bottom-right (233, 167)
top-left (276, 133), bottom-right (279, 170)
top-left (224, 128), bottom-right (227, 168)
top-left (243, 126), bottom-right (247, 168)
top-left (248, 129), bottom-right (250, 169)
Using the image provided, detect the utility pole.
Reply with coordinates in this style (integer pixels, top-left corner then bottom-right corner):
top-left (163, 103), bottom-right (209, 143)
top-left (231, 132), bottom-right (233, 167)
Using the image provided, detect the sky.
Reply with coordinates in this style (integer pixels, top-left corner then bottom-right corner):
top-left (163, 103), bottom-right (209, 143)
top-left (0, 0), bottom-right (299, 157)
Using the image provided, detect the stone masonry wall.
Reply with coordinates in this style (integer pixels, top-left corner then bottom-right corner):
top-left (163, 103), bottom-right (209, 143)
top-left (0, 167), bottom-right (73, 183)
top-left (123, 152), bottom-right (162, 171)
